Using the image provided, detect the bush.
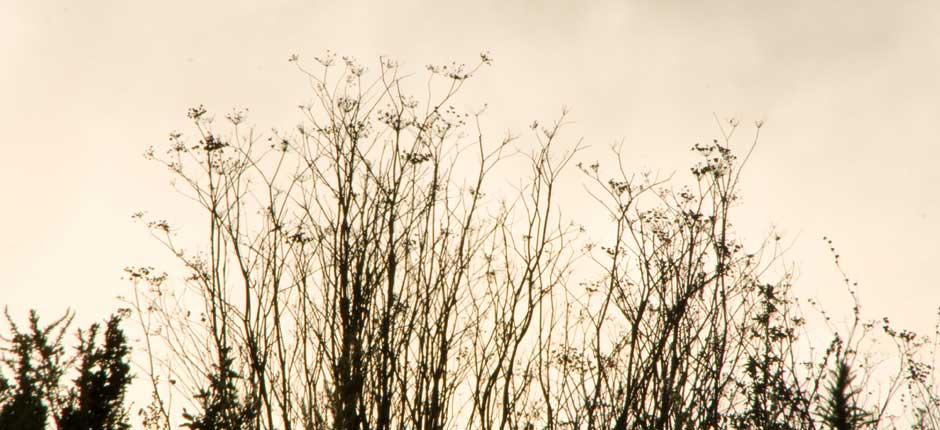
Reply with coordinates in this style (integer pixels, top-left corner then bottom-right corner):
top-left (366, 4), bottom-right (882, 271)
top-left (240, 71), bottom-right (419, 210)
top-left (0, 309), bottom-right (133, 430)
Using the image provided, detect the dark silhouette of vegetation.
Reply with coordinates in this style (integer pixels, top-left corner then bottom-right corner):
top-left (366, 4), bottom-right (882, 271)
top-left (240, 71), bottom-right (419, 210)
top-left (0, 310), bottom-right (71, 430)
top-left (182, 346), bottom-right (260, 430)
top-left (59, 313), bottom-right (133, 430)
top-left (125, 53), bottom-right (938, 430)
top-left (0, 309), bottom-right (133, 430)
top-left (728, 284), bottom-right (815, 430)
top-left (819, 359), bottom-right (872, 430)
top-left (0, 331), bottom-right (50, 430)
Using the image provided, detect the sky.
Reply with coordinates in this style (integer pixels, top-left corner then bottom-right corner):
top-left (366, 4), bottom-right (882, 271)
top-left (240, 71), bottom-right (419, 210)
top-left (2, 0), bottom-right (938, 398)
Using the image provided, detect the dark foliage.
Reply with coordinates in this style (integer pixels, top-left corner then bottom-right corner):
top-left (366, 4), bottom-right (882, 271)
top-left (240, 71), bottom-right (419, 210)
top-left (59, 313), bottom-right (133, 430)
top-left (0, 309), bottom-right (132, 430)
top-left (0, 310), bottom-right (71, 430)
top-left (819, 360), bottom-right (872, 430)
top-left (182, 346), bottom-right (260, 430)
top-left (0, 331), bottom-right (49, 430)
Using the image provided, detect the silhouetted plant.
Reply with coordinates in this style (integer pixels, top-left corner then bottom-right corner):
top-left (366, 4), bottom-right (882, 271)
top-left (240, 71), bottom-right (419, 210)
top-left (129, 52), bottom-right (936, 430)
top-left (882, 309), bottom-right (939, 430)
top-left (0, 309), bottom-right (72, 430)
top-left (0, 309), bottom-right (133, 430)
top-left (729, 283), bottom-right (816, 430)
top-left (818, 359), bottom-right (873, 430)
top-left (0, 328), bottom-right (49, 430)
top-left (59, 312), bottom-right (133, 430)
top-left (182, 346), bottom-right (259, 430)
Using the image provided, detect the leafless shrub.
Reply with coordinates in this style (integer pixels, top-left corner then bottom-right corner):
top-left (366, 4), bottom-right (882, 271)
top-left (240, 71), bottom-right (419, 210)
top-left (127, 54), bottom-right (932, 430)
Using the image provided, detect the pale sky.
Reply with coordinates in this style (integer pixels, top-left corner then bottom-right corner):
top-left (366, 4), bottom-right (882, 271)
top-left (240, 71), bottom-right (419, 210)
top-left (2, 0), bottom-right (938, 365)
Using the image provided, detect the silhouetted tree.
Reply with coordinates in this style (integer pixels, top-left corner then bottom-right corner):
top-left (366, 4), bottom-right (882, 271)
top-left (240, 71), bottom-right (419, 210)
top-left (0, 327), bottom-right (49, 430)
top-left (0, 309), bottom-right (133, 430)
top-left (59, 312), bottom-right (133, 430)
top-left (182, 346), bottom-right (260, 430)
top-left (0, 310), bottom-right (72, 430)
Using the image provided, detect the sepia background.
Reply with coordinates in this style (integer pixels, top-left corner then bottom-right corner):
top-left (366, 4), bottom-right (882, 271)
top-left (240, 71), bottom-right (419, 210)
top-left (2, 0), bottom-right (938, 407)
